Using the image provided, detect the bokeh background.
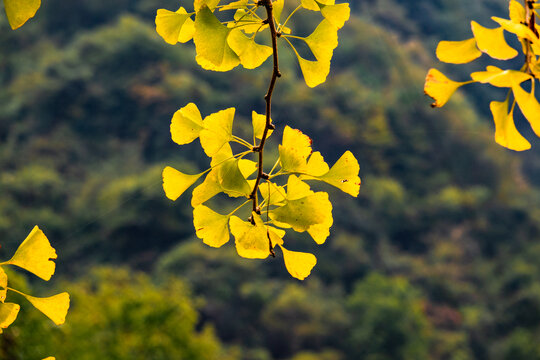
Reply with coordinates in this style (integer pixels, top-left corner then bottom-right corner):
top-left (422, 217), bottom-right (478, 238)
top-left (2, 0), bottom-right (540, 358)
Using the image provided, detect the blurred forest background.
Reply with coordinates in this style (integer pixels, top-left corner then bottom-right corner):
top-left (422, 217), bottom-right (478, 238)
top-left (2, 0), bottom-right (540, 359)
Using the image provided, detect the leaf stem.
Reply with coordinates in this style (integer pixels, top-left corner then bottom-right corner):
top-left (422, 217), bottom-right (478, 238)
top-left (249, 0), bottom-right (281, 216)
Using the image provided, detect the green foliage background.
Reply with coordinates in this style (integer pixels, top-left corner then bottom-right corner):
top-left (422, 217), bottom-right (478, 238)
top-left (2, 0), bottom-right (540, 359)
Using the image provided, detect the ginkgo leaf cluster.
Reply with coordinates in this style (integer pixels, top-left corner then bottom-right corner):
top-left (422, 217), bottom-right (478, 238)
top-left (0, 226), bottom-right (70, 336)
top-left (425, 0), bottom-right (540, 151)
top-left (163, 103), bottom-right (360, 280)
top-left (155, 0), bottom-right (351, 87)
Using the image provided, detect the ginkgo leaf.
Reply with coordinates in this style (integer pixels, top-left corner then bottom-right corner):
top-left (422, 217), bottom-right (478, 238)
top-left (318, 151), bottom-right (361, 196)
top-left (4, 0), bottom-right (41, 30)
top-left (436, 38), bottom-right (482, 64)
top-left (305, 19), bottom-right (339, 62)
top-left (286, 175), bottom-right (314, 200)
top-left (238, 159), bottom-right (258, 178)
top-left (279, 126), bottom-right (313, 173)
top-left (193, 205), bottom-right (230, 248)
top-left (4, 226), bottom-right (57, 281)
top-left (252, 111), bottom-right (273, 140)
top-left (194, 6), bottom-right (240, 71)
top-left (0, 303), bottom-right (20, 330)
top-left (231, 9), bottom-right (266, 34)
top-left (490, 100), bottom-right (531, 151)
top-left (307, 213), bottom-right (333, 244)
top-left (219, 0), bottom-right (248, 11)
top-left (0, 268), bottom-right (6, 303)
top-left (21, 292), bottom-right (70, 325)
top-left (424, 68), bottom-right (467, 107)
top-left (259, 181), bottom-right (287, 206)
top-left (513, 83), bottom-right (540, 137)
top-left (274, 0), bottom-right (285, 23)
top-left (491, 16), bottom-right (538, 42)
top-left (279, 245), bottom-right (317, 280)
top-left (162, 166), bottom-right (203, 201)
top-left (170, 103), bottom-right (204, 145)
top-left (509, 0), bottom-right (526, 23)
top-left (227, 29), bottom-right (273, 69)
top-left (301, 0), bottom-right (320, 11)
top-left (230, 214), bottom-right (270, 259)
top-left (471, 66), bottom-right (532, 87)
top-left (297, 56), bottom-right (332, 88)
top-left (270, 192), bottom-right (332, 232)
top-left (471, 21), bottom-right (518, 60)
top-left (319, 3), bottom-right (350, 29)
top-left (155, 7), bottom-right (195, 45)
top-left (304, 151), bottom-right (330, 177)
top-left (218, 158), bottom-right (252, 197)
top-left (191, 170), bottom-right (223, 206)
top-left (200, 108), bottom-right (235, 157)
top-left (42, 357), bottom-right (55, 360)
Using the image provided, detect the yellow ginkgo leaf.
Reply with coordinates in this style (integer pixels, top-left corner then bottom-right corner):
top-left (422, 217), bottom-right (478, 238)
top-left (219, 0), bottom-right (248, 11)
top-left (162, 166), bottom-right (203, 201)
top-left (274, 0), bottom-right (285, 23)
top-left (319, 3), bottom-right (350, 29)
top-left (200, 108), bottom-right (235, 157)
top-left (0, 267), bottom-right (7, 303)
top-left (491, 16), bottom-right (538, 42)
top-left (155, 7), bottom-right (195, 45)
top-left (490, 100), bottom-right (531, 151)
top-left (307, 214), bottom-right (333, 244)
top-left (305, 19), bottom-right (339, 62)
top-left (4, 0), bottom-right (41, 30)
top-left (42, 357), bottom-right (55, 360)
top-left (513, 83), bottom-right (540, 137)
top-left (193, 205), bottom-right (230, 248)
top-left (279, 245), bottom-right (317, 280)
top-left (4, 226), bottom-right (57, 281)
top-left (194, 0), bottom-right (220, 12)
top-left (424, 68), bottom-right (466, 108)
top-left (509, 0), bottom-right (526, 23)
top-left (218, 158), bottom-right (252, 197)
top-left (230, 9), bottom-right (266, 34)
top-left (259, 182), bottom-right (287, 206)
top-left (318, 151), bottom-right (361, 197)
top-left (436, 38), bottom-right (482, 64)
top-left (22, 292), bottom-right (70, 325)
top-left (279, 126), bottom-right (313, 173)
top-left (227, 29), bottom-right (273, 69)
top-left (297, 56), bottom-right (332, 88)
top-left (301, 0), bottom-right (320, 11)
top-left (471, 21), bottom-right (518, 60)
top-left (252, 111), bottom-right (273, 140)
top-left (170, 103), bottom-right (204, 145)
top-left (304, 151), bottom-right (330, 177)
top-left (194, 6), bottom-right (240, 71)
top-left (471, 66), bottom-right (531, 87)
top-left (229, 214), bottom-right (270, 259)
top-left (286, 175), bottom-right (314, 200)
top-left (0, 302), bottom-right (20, 330)
top-left (270, 192), bottom-right (332, 232)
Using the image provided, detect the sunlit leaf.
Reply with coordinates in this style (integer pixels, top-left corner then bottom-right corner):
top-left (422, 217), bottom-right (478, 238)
top-left (297, 56), bottom-right (331, 88)
top-left (194, 0), bottom-right (220, 12)
top-left (194, 6), bottom-right (240, 71)
top-left (0, 268), bottom-right (6, 303)
top-left (307, 213), bottom-right (333, 244)
top-left (471, 21), bottom-right (518, 60)
top-left (191, 170), bottom-right (222, 206)
top-left (509, 0), bottom-right (526, 23)
top-left (304, 151), bottom-right (330, 177)
top-left (513, 83), bottom-right (540, 137)
top-left (193, 205), bottom-right (230, 248)
top-left (279, 126), bottom-right (312, 173)
top-left (492, 16), bottom-right (538, 42)
top-left (0, 303), bottom-right (19, 330)
top-left (286, 174), bottom-right (314, 200)
top-left (424, 68), bottom-right (466, 107)
top-left (170, 103), bottom-right (204, 145)
top-left (4, 226), bottom-right (57, 281)
top-left (301, 0), bottom-right (320, 11)
top-left (219, 0), bottom-right (248, 11)
top-left (200, 108), bottom-right (235, 157)
top-left (229, 214), bottom-right (270, 259)
top-left (252, 111), bottom-right (273, 140)
top-left (162, 166), bottom-right (202, 201)
top-left (271, 191), bottom-right (332, 232)
top-left (305, 19), bottom-right (338, 62)
top-left (21, 292), bottom-right (70, 325)
top-left (155, 7), bottom-right (195, 45)
top-left (227, 29), bottom-right (273, 69)
top-left (4, 0), bottom-right (41, 30)
top-left (274, 0), bottom-right (285, 23)
top-left (436, 38), bottom-right (482, 64)
top-left (279, 245), bottom-right (317, 280)
top-left (218, 158), bottom-right (252, 197)
top-left (471, 66), bottom-right (531, 87)
top-left (231, 9), bottom-right (266, 34)
top-left (259, 181), bottom-right (287, 206)
top-left (490, 100), bottom-right (531, 151)
top-left (303, 151), bottom-right (361, 197)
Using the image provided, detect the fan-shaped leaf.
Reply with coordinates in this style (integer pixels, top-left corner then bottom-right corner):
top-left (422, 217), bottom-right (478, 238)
top-left (4, 0), bottom-right (41, 30)
top-left (471, 21), bottom-right (518, 60)
top-left (424, 68), bottom-right (466, 107)
top-left (319, 3), bottom-right (350, 29)
top-left (170, 103), bottom-right (204, 145)
top-left (436, 38), bottom-right (482, 64)
top-left (270, 191), bottom-right (332, 232)
top-left (155, 7), bottom-right (195, 45)
top-left (318, 151), bottom-right (361, 196)
top-left (279, 126), bottom-right (313, 173)
top-left (21, 292), bottom-right (70, 325)
top-left (490, 100), bottom-right (531, 151)
top-left (230, 214), bottom-right (270, 259)
top-left (162, 167), bottom-right (202, 201)
top-left (200, 108), bottom-right (235, 157)
top-left (471, 66), bottom-right (531, 87)
top-left (513, 83), bottom-right (540, 137)
top-left (4, 226), bottom-right (57, 281)
top-left (509, 0), bottom-right (526, 23)
top-left (193, 205), bottom-right (230, 248)
top-left (279, 245), bottom-right (317, 280)
top-left (252, 111), bottom-right (273, 140)
top-left (227, 29), bottom-right (273, 69)
top-left (218, 158), bottom-right (252, 197)
top-left (0, 303), bottom-right (19, 330)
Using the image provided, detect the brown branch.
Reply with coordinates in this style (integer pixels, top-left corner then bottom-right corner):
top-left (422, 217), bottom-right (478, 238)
top-left (250, 0), bottom-right (281, 218)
